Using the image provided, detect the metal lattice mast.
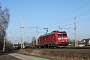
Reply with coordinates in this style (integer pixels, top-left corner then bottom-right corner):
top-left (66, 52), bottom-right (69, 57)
top-left (36, 26), bottom-right (38, 45)
top-left (74, 17), bottom-right (77, 47)
top-left (20, 17), bottom-right (38, 47)
top-left (20, 16), bottom-right (23, 49)
top-left (21, 26), bottom-right (38, 45)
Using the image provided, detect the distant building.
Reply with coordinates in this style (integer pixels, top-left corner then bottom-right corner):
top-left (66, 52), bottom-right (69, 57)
top-left (78, 40), bottom-right (85, 47)
top-left (81, 38), bottom-right (90, 46)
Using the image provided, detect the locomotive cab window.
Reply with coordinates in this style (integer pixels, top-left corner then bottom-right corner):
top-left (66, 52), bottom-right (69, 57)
top-left (58, 34), bottom-right (67, 36)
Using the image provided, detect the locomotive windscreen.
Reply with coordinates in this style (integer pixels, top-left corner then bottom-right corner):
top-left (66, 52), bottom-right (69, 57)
top-left (58, 34), bottom-right (67, 36)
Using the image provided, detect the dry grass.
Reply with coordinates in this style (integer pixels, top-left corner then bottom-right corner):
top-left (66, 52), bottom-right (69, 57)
top-left (15, 49), bottom-right (90, 60)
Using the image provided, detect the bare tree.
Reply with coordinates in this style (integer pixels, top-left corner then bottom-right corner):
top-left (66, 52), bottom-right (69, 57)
top-left (0, 4), bottom-right (10, 52)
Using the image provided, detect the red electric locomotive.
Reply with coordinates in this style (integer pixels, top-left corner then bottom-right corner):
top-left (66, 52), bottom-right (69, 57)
top-left (38, 31), bottom-right (69, 48)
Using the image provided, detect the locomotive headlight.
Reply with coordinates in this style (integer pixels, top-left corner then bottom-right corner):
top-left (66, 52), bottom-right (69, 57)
top-left (58, 38), bottom-right (61, 40)
top-left (64, 38), bottom-right (68, 39)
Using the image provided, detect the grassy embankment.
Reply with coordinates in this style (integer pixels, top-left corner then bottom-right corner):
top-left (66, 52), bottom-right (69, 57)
top-left (15, 49), bottom-right (90, 60)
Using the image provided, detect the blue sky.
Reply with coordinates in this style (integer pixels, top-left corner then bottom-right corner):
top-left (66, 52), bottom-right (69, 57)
top-left (1, 0), bottom-right (90, 43)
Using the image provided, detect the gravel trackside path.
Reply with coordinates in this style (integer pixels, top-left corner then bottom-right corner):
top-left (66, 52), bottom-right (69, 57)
top-left (9, 53), bottom-right (49, 60)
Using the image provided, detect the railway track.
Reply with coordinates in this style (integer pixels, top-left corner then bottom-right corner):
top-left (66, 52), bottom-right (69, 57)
top-left (57, 46), bottom-right (90, 49)
top-left (24, 46), bottom-right (90, 49)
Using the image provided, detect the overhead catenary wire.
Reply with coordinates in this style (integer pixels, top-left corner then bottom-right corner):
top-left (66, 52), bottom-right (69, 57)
top-left (58, 17), bottom-right (90, 28)
top-left (38, 10), bottom-right (90, 39)
top-left (23, 2), bottom-right (90, 35)
top-left (48, 9), bottom-right (90, 29)
top-left (22, 1), bottom-right (90, 33)
top-left (20, 2), bottom-right (90, 42)
top-left (39, 2), bottom-right (90, 28)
